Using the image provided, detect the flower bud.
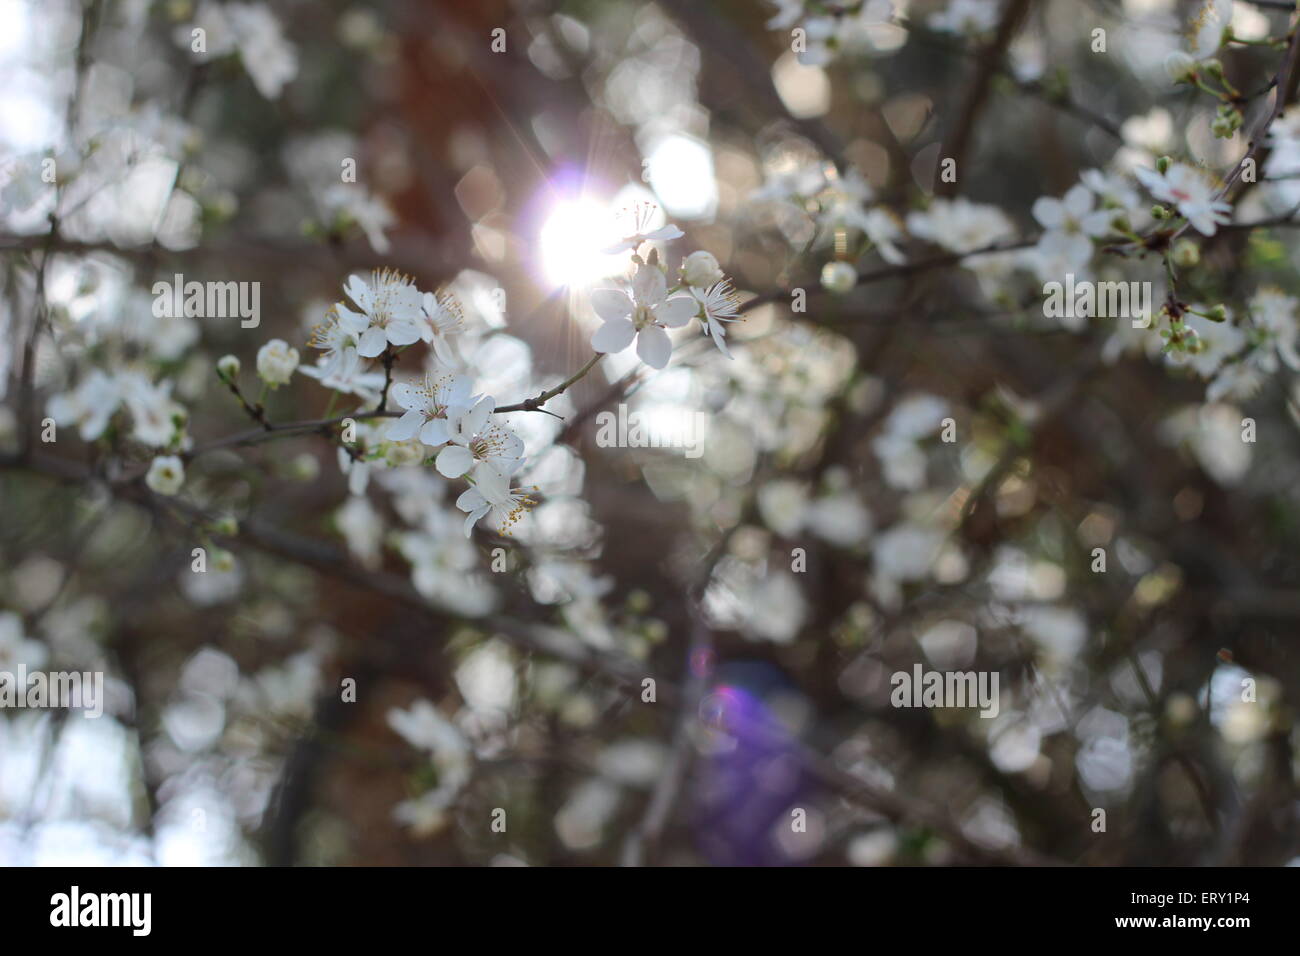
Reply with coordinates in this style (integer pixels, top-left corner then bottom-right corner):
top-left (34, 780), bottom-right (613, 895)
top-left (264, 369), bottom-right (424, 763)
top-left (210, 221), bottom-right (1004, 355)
top-left (1216, 105), bottom-right (1243, 138)
top-left (211, 515), bottom-right (239, 537)
top-left (145, 455), bottom-right (185, 496)
top-left (289, 452), bottom-right (320, 481)
top-left (1164, 692), bottom-right (1198, 728)
top-left (1171, 239), bottom-right (1200, 268)
top-left (385, 440), bottom-right (424, 466)
top-left (1155, 155), bottom-right (1171, 174)
top-left (1164, 50), bottom-right (1197, 83)
top-left (681, 250), bottom-right (723, 289)
top-left (217, 354), bottom-right (241, 381)
top-left (256, 339), bottom-right (299, 388)
top-left (820, 260), bottom-right (857, 294)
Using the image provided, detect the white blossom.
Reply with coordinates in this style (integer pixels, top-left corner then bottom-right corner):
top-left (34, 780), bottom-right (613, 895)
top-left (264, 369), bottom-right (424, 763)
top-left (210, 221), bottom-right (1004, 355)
top-left (386, 699), bottom-right (473, 833)
top-left (1134, 164), bottom-right (1232, 236)
top-left (145, 455), bottom-right (185, 495)
top-left (0, 612), bottom-right (47, 671)
top-left (691, 279), bottom-right (743, 358)
top-left (603, 202), bottom-right (683, 254)
top-left (335, 270), bottom-right (425, 358)
top-left (319, 182), bottom-right (395, 253)
top-left (820, 260), bottom-right (857, 293)
top-left (420, 291), bottom-right (466, 366)
top-left (1246, 287), bottom-right (1300, 372)
top-left (1080, 168), bottom-right (1141, 215)
top-left (120, 373), bottom-right (186, 448)
top-left (590, 263), bottom-right (697, 369)
top-left (309, 306), bottom-right (362, 380)
top-left (178, 2), bottom-right (298, 100)
top-left (298, 346), bottom-right (385, 399)
top-left (454, 468), bottom-right (535, 538)
top-left (1189, 0), bottom-right (1233, 60)
top-left (1030, 183), bottom-right (1113, 277)
top-left (928, 0), bottom-right (1000, 36)
top-left (387, 370), bottom-right (475, 446)
top-left (906, 197), bottom-right (1014, 254)
top-left (435, 397), bottom-right (524, 485)
top-left (47, 370), bottom-right (120, 441)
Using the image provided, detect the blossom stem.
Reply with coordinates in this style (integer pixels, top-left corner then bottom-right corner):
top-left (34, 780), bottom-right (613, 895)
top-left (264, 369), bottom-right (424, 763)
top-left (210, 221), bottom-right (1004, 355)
top-left (190, 354), bottom-right (605, 461)
top-left (495, 352), bottom-right (602, 415)
top-left (377, 347), bottom-right (396, 413)
top-left (224, 377), bottom-right (272, 430)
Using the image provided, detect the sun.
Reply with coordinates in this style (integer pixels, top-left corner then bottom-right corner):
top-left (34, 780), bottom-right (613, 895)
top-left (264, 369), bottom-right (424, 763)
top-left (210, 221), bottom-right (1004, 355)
top-left (538, 197), bottom-right (625, 288)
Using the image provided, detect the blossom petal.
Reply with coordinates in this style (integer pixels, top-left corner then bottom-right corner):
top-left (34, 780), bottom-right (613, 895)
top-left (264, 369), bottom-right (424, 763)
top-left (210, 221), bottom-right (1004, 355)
top-left (707, 317), bottom-right (733, 359)
top-left (1031, 197), bottom-right (1064, 230)
top-left (463, 506), bottom-right (489, 537)
top-left (387, 319), bottom-right (423, 347)
top-left (473, 465), bottom-right (513, 503)
top-left (344, 275), bottom-right (372, 312)
top-left (436, 444), bottom-right (474, 478)
top-left (389, 382), bottom-right (421, 410)
top-left (643, 224), bottom-right (683, 242)
top-left (419, 417), bottom-right (450, 446)
top-left (591, 289), bottom-right (634, 323)
top-left (431, 335), bottom-right (459, 367)
top-left (443, 376), bottom-right (473, 406)
top-left (601, 238), bottom-right (639, 255)
top-left (386, 409), bottom-right (423, 442)
top-left (1080, 209), bottom-right (1117, 237)
top-left (357, 326), bottom-right (387, 357)
top-left (636, 324), bottom-right (672, 369)
top-left (457, 486), bottom-right (487, 511)
top-left (632, 263), bottom-right (667, 306)
top-left (335, 305), bottom-right (369, 335)
top-left (591, 317), bottom-right (636, 354)
top-left (656, 295), bottom-right (699, 328)
top-left (1133, 167), bottom-right (1169, 201)
top-left (1063, 184), bottom-right (1094, 219)
top-left (458, 396), bottom-right (494, 437)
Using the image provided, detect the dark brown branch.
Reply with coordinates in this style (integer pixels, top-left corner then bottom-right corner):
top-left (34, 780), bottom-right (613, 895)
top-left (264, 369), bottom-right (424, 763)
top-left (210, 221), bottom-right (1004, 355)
top-left (934, 0), bottom-right (1036, 199)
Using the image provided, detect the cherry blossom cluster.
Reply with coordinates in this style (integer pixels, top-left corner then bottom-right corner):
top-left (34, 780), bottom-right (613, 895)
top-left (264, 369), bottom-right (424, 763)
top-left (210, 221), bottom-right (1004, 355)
top-left (304, 269), bottom-right (535, 537)
top-left (588, 205), bottom-right (744, 365)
